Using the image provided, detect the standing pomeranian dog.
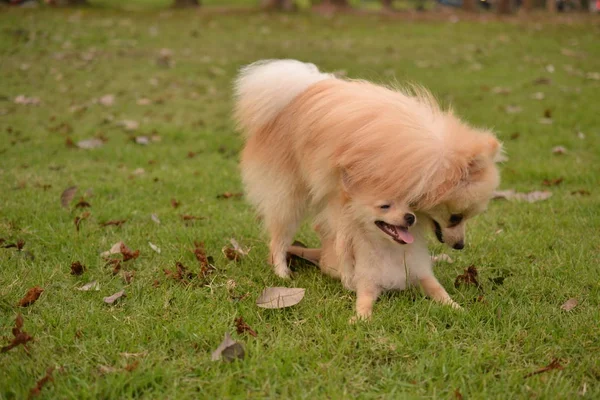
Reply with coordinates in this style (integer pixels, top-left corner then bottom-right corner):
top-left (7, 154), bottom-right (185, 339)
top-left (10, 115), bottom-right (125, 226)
top-left (234, 60), bottom-right (501, 318)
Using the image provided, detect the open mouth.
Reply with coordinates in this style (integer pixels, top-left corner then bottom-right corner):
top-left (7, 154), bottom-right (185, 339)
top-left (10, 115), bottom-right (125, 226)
top-left (375, 221), bottom-right (414, 244)
top-left (433, 220), bottom-right (444, 243)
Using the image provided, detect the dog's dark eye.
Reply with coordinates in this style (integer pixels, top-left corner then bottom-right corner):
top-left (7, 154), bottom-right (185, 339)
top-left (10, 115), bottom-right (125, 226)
top-left (379, 204), bottom-right (391, 210)
top-left (449, 214), bottom-right (463, 225)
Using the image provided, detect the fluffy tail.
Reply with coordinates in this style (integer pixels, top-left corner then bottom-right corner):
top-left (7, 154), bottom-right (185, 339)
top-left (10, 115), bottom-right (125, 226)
top-left (233, 59), bottom-right (333, 138)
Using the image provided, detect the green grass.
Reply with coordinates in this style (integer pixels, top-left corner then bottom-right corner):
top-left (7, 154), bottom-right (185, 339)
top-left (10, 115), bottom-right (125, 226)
top-left (1, 5), bottom-right (600, 399)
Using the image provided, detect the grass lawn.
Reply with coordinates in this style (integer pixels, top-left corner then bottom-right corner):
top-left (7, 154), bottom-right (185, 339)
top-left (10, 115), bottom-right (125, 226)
top-left (1, 4), bottom-right (599, 399)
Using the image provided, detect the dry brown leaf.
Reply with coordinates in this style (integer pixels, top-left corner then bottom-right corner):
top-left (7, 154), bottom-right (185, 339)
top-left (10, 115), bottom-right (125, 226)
top-left (211, 332), bottom-right (244, 362)
top-left (181, 214), bottom-right (204, 221)
top-left (164, 262), bottom-right (195, 283)
top-left (542, 178), bottom-right (564, 186)
top-left (234, 317), bottom-right (257, 337)
top-left (216, 192), bottom-right (243, 200)
top-left (18, 286), bottom-right (44, 307)
top-left (524, 358), bottom-right (564, 378)
top-left (148, 242), bottom-right (161, 254)
top-left (70, 261), bottom-right (85, 276)
top-left (1, 314), bottom-right (33, 354)
top-left (77, 281), bottom-right (99, 291)
top-left (560, 298), bottom-right (578, 311)
top-left (120, 120), bottom-right (139, 131)
top-left (14, 95), bottom-right (41, 105)
top-left (171, 198), bottom-right (181, 208)
top-left (151, 214), bottom-right (161, 224)
top-left (432, 254), bottom-right (454, 263)
top-left (120, 243), bottom-right (139, 262)
top-left (74, 211), bottom-right (90, 232)
top-left (29, 367), bottom-right (54, 398)
top-left (77, 138), bottom-right (104, 150)
top-left (222, 239), bottom-right (249, 261)
top-left (103, 289), bottom-right (125, 305)
top-left (454, 266), bottom-right (481, 289)
top-left (125, 360), bottom-right (139, 372)
top-left (2, 239), bottom-right (25, 250)
top-left (101, 242), bottom-right (124, 257)
top-left (100, 219), bottom-right (127, 227)
top-left (98, 94), bottom-right (115, 106)
top-left (552, 146), bottom-right (567, 155)
top-left (74, 198), bottom-right (91, 208)
top-left (571, 190), bottom-right (591, 196)
top-left (123, 271), bottom-right (135, 284)
top-left (256, 287), bottom-right (306, 309)
top-left (61, 186), bottom-right (78, 209)
top-left (493, 190), bottom-right (552, 203)
top-left (454, 388), bottom-right (463, 400)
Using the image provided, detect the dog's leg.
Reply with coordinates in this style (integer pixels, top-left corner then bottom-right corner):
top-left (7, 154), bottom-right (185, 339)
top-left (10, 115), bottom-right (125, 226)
top-left (286, 246), bottom-right (321, 265)
top-left (419, 276), bottom-right (461, 309)
top-left (353, 284), bottom-right (381, 321)
top-left (268, 216), bottom-right (303, 279)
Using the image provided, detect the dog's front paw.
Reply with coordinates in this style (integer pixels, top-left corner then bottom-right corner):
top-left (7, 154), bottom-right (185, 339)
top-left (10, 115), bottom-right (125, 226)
top-left (449, 300), bottom-right (463, 311)
top-left (274, 265), bottom-right (293, 279)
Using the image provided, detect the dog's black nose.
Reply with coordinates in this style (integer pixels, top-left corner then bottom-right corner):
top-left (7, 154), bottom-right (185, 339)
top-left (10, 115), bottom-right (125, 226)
top-left (453, 241), bottom-right (465, 250)
top-left (404, 213), bottom-right (416, 226)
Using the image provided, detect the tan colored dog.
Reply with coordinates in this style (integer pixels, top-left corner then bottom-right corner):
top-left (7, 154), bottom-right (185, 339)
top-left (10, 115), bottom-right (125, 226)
top-left (235, 60), bottom-right (501, 318)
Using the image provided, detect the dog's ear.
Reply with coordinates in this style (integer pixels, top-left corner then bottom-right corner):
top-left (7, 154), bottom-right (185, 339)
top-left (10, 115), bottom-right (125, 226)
top-left (465, 136), bottom-right (501, 178)
top-left (340, 169), bottom-right (354, 194)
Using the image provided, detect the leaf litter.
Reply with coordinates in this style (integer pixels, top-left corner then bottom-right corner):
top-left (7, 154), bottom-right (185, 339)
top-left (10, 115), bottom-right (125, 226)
top-left (103, 290), bottom-right (126, 305)
top-left (148, 242), bottom-right (161, 254)
top-left (234, 317), bottom-right (257, 337)
top-left (70, 261), bottom-right (86, 275)
top-left (560, 298), bottom-right (578, 311)
top-left (256, 287), bottom-right (306, 309)
top-left (454, 266), bottom-right (481, 290)
top-left (77, 281), bottom-right (100, 291)
top-left (61, 186), bottom-right (78, 209)
top-left (211, 332), bottom-right (244, 362)
top-left (493, 190), bottom-right (552, 203)
top-left (222, 238), bottom-right (250, 261)
top-left (29, 367), bottom-right (55, 398)
top-left (524, 358), bottom-right (564, 378)
top-left (18, 286), bottom-right (44, 307)
top-left (1, 314), bottom-right (33, 354)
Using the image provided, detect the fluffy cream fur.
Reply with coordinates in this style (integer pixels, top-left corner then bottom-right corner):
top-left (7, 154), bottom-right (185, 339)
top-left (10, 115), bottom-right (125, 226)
top-left (235, 59), bottom-right (501, 318)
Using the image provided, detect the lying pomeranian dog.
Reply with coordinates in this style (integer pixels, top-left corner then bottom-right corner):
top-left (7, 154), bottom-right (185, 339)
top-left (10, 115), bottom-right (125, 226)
top-left (234, 60), bottom-right (501, 318)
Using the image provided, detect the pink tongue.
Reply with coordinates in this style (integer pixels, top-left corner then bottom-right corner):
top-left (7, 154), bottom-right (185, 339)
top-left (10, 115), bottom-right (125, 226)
top-left (395, 228), bottom-right (414, 244)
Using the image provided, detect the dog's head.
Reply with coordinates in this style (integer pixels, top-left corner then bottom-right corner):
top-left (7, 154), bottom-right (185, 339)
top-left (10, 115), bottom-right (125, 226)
top-left (418, 122), bottom-right (502, 250)
top-left (341, 176), bottom-right (417, 245)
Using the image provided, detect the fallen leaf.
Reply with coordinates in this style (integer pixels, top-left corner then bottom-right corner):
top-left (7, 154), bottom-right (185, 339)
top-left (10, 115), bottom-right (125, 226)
top-left (454, 266), bottom-right (481, 289)
top-left (98, 94), bottom-right (115, 106)
top-left (577, 132), bottom-right (585, 140)
top-left (123, 271), bottom-right (135, 284)
top-left (546, 64), bottom-right (555, 73)
top-left (107, 259), bottom-right (122, 275)
top-left (504, 105), bottom-right (522, 114)
top-left (560, 298), bottom-right (578, 311)
top-left (18, 286), bottom-right (44, 307)
top-left (74, 211), bottom-right (90, 232)
top-left (151, 214), bottom-right (161, 224)
top-left (164, 261), bottom-right (195, 283)
top-left (234, 317), bottom-right (257, 337)
top-left (216, 192), bottom-right (243, 199)
top-left (524, 358), bottom-right (564, 378)
top-left (134, 136), bottom-right (149, 145)
top-left (14, 95), bottom-right (40, 105)
top-left (211, 332), bottom-right (244, 362)
top-left (1, 239), bottom-right (25, 250)
top-left (571, 189), bottom-right (590, 196)
top-left (98, 365), bottom-right (118, 374)
top-left (531, 92), bottom-right (545, 100)
top-left (1, 314), bottom-right (33, 354)
top-left (121, 120), bottom-right (139, 131)
top-left (29, 367), bottom-right (54, 398)
top-left (489, 276), bottom-right (506, 286)
top-left (132, 168), bottom-right (145, 176)
top-left (137, 98), bottom-right (152, 105)
top-left (431, 254), bottom-right (454, 263)
top-left (454, 388), bottom-right (463, 400)
top-left (256, 287), bottom-right (306, 309)
top-left (120, 351), bottom-right (148, 358)
top-left (544, 109), bottom-right (552, 118)
top-left (181, 214), bottom-right (204, 221)
top-left (171, 198), bottom-right (180, 208)
top-left (533, 77), bottom-right (552, 85)
top-left (492, 86), bottom-right (511, 95)
top-left (120, 242), bottom-right (139, 262)
top-left (493, 190), bottom-right (552, 203)
top-left (101, 242), bottom-right (125, 257)
top-left (103, 289), bottom-right (125, 305)
top-left (542, 177), bottom-right (564, 186)
top-left (510, 132), bottom-right (520, 140)
top-left (156, 48), bottom-right (173, 68)
top-left (552, 146), bottom-right (567, 155)
top-left (70, 261), bottom-right (86, 275)
top-left (222, 238), bottom-right (250, 261)
top-left (539, 118), bottom-right (553, 125)
top-left (77, 281), bottom-right (100, 291)
top-left (61, 186), bottom-right (78, 209)
top-left (100, 219), bottom-right (127, 227)
top-left (148, 242), bottom-right (161, 254)
top-left (125, 360), bottom-right (139, 372)
top-left (77, 138), bottom-right (104, 149)
top-left (74, 198), bottom-right (91, 208)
